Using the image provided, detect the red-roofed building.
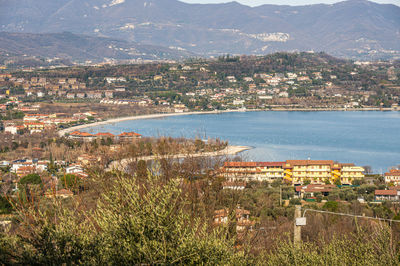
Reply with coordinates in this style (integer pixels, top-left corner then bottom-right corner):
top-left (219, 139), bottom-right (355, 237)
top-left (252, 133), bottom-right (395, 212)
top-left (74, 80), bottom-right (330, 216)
top-left (95, 132), bottom-right (115, 138)
top-left (385, 169), bottom-right (400, 185)
top-left (68, 131), bottom-right (95, 141)
top-left (221, 161), bottom-right (285, 182)
top-left (375, 189), bottom-right (399, 201)
top-left (295, 184), bottom-right (336, 198)
top-left (24, 122), bottom-right (45, 133)
top-left (220, 160), bottom-right (364, 185)
top-left (118, 132), bottom-right (142, 140)
top-left (16, 166), bottom-right (36, 177)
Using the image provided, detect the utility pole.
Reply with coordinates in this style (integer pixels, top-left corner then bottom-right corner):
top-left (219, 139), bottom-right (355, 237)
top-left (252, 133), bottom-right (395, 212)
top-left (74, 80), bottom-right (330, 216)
top-left (294, 205), bottom-right (302, 246)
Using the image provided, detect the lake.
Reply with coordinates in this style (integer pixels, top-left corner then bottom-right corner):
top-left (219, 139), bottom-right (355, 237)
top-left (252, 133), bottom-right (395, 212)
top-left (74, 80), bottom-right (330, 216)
top-left (83, 111), bottom-right (400, 172)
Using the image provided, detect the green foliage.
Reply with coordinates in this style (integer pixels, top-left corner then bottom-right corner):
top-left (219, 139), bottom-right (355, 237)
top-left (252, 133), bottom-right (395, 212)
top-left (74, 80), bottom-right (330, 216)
top-left (18, 173), bottom-right (42, 186)
top-left (290, 198), bottom-right (301, 205)
top-left (0, 110), bottom-right (25, 121)
top-left (4, 172), bottom-right (244, 264)
top-left (264, 229), bottom-right (399, 265)
top-left (59, 174), bottom-right (81, 191)
top-left (136, 160), bottom-right (148, 183)
top-left (0, 196), bottom-right (12, 214)
top-left (323, 201), bottom-right (339, 212)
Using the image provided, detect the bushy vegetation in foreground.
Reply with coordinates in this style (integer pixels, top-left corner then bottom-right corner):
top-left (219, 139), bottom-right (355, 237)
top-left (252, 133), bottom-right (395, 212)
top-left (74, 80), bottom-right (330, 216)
top-left (1, 170), bottom-right (400, 265)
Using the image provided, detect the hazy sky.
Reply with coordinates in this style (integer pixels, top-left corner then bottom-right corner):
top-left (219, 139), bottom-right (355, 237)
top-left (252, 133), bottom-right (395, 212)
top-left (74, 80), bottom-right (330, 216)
top-left (180, 0), bottom-right (400, 6)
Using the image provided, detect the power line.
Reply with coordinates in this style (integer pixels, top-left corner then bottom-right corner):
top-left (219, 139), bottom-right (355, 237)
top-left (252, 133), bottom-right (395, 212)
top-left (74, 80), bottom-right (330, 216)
top-left (302, 208), bottom-right (400, 224)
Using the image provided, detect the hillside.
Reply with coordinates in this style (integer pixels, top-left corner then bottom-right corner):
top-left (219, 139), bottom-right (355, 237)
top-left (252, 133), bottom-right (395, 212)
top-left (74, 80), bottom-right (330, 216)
top-left (0, 31), bottom-right (194, 65)
top-left (0, 0), bottom-right (399, 59)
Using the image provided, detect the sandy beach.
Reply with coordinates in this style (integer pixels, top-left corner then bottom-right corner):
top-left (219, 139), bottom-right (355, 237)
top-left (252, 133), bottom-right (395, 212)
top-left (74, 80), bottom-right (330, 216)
top-left (58, 110), bottom-right (232, 136)
top-left (107, 145), bottom-right (251, 171)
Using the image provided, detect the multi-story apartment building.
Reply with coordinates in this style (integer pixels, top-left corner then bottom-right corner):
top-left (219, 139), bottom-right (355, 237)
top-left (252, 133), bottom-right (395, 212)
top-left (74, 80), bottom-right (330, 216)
top-left (341, 165), bottom-right (366, 184)
top-left (384, 169), bottom-right (400, 185)
top-left (220, 162), bottom-right (285, 182)
top-left (221, 160), bottom-right (365, 185)
top-left (283, 160), bottom-right (334, 184)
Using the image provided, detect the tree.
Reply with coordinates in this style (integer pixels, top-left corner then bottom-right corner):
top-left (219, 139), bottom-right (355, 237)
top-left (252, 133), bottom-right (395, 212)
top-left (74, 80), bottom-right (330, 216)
top-left (323, 201), bottom-right (339, 212)
top-left (18, 173), bottom-right (42, 186)
top-left (6, 171), bottom-right (244, 264)
top-left (363, 165), bottom-right (372, 174)
top-left (0, 196), bottom-right (12, 214)
top-left (136, 160), bottom-right (148, 183)
top-left (59, 174), bottom-right (81, 191)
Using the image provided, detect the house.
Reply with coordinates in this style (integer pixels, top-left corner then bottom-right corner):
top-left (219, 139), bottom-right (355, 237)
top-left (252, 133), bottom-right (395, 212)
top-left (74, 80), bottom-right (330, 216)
top-left (24, 114), bottom-right (49, 122)
top-left (340, 164), bottom-right (365, 184)
top-left (36, 161), bottom-right (49, 172)
top-left (67, 78), bottom-right (77, 84)
top-left (0, 161), bottom-right (10, 167)
top-left (77, 155), bottom-right (100, 166)
top-left (153, 75), bottom-right (163, 81)
top-left (243, 77), bottom-right (254, 82)
top-left (24, 122), bottom-right (45, 133)
top-left (87, 92), bottom-right (102, 99)
top-left (65, 164), bottom-right (87, 177)
top-left (295, 184), bottom-right (336, 198)
top-left (68, 131), bottom-right (95, 141)
top-left (16, 166), bottom-right (36, 177)
top-left (284, 160), bottom-right (335, 184)
top-left (227, 76), bottom-right (237, 83)
top-left (214, 206), bottom-right (254, 232)
top-left (95, 132), bottom-right (115, 138)
top-left (375, 190), bottom-right (399, 201)
top-left (105, 91), bottom-right (113, 98)
top-left (76, 93), bottom-right (86, 99)
top-left (233, 99), bottom-right (245, 105)
top-left (4, 125), bottom-right (24, 135)
top-left (385, 169), bottom-right (400, 185)
top-left (222, 181), bottom-right (246, 190)
top-left (118, 132), bottom-right (142, 140)
top-left (221, 162), bottom-right (285, 182)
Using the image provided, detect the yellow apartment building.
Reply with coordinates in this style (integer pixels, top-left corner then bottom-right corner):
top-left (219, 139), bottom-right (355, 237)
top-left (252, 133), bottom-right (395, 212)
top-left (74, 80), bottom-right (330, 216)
top-left (222, 160), bottom-right (365, 185)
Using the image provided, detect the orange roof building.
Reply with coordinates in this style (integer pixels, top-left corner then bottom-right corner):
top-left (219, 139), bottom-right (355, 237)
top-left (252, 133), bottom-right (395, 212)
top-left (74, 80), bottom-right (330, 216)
top-left (221, 160), bottom-right (364, 185)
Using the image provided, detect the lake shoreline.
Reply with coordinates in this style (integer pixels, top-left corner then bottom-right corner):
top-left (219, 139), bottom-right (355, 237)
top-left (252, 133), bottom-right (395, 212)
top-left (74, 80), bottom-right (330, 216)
top-left (58, 107), bottom-right (397, 136)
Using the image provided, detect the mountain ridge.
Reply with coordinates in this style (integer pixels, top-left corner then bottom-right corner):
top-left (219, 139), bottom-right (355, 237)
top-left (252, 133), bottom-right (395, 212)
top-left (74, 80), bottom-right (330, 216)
top-left (0, 0), bottom-right (399, 60)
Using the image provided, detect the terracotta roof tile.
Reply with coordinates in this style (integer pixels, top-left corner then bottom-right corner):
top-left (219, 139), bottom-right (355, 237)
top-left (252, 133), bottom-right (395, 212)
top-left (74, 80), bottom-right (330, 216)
top-left (375, 190), bottom-right (398, 196)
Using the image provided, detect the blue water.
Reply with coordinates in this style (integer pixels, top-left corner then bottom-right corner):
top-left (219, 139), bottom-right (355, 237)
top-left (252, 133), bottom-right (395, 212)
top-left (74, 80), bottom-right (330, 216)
top-left (83, 111), bottom-right (400, 172)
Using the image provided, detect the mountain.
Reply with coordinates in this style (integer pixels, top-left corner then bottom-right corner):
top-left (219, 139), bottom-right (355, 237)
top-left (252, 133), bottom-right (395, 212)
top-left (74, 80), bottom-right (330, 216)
top-left (0, 31), bottom-right (194, 64)
top-left (0, 0), bottom-right (399, 60)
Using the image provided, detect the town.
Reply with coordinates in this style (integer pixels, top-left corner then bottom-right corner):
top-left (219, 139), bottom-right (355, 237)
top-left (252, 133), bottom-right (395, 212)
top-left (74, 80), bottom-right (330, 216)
top-left (0, 52), bottom-right (399, 264)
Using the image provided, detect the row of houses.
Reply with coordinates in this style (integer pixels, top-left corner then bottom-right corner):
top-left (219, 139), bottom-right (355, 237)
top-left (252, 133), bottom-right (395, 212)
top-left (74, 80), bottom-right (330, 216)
top-left (68, 130), bottom-right (142, 141)
top-left (3, 112), bottom-right (98, 135)
top-left (220, 160), bottom-right (365, 185)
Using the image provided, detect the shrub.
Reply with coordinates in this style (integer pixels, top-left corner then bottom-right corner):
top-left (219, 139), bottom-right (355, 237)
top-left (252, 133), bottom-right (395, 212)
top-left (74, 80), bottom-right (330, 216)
top-left (5, 171), bottom-right (245, 264)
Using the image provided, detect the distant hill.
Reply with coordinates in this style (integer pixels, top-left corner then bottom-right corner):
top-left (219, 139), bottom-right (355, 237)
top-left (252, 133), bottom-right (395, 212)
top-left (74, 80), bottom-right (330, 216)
top-left (0, 0), bottom-right (399, 60)
top-left (0, 31), bottom-right (194, 64)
